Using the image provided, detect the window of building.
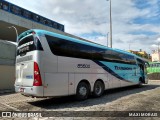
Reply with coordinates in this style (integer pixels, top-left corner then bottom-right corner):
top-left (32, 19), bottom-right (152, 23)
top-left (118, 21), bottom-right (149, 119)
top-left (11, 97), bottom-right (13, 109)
top-left (22, 10), bottom-right (32, 19)
top-left (1, 1), bottom-right (9, 11)
top-left (10, 5), bottom-right (22, 15)
top-left (32, 14), bottom-right (40, 22)
top-left (53, 22), bottom-right (58, 29)
top-left (39, 17), bottom-right (46, 24)
top-left (46, 20), bottom-right (52, 27)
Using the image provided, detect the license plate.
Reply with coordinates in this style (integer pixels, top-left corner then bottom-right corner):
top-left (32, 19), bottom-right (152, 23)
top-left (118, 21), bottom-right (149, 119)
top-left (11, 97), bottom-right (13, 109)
top-left (19, 88), bottom-right (24, 92)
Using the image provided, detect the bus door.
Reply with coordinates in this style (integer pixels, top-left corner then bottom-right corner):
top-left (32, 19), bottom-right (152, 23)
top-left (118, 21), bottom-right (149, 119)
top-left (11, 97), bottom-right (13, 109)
top-left (144, 62), bottom-right (149, 83)
top-left (137, 58), bottom-right (148, 83)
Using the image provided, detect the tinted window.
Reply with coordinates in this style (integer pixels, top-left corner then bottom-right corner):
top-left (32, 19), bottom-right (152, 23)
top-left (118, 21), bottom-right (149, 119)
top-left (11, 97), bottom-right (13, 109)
top-left (17, 36), bottom-right (43, 56)
top-left (0, 2), bottom-right (1, 9)
top-left (92, 47), bottom-right (104, 60)
top-left (103, 50), bottom-right (121, 61)
top-left (46, 35), bottom-right (136, 64)
top-left (46, 35), bottom-right (93, 59)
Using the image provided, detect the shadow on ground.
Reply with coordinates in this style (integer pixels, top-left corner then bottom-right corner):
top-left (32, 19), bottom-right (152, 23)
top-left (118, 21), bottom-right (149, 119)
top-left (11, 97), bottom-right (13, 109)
top-left (25, 84), bottom-right (160, 110)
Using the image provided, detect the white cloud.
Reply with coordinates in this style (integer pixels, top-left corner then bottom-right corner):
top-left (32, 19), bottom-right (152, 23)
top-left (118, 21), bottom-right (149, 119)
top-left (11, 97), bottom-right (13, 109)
top-left (5, 0), bottom-right (160, 54)
top-left (156, 38), bottom-right (160, 42)
top-left (150, 44), bottom-right (159, 51)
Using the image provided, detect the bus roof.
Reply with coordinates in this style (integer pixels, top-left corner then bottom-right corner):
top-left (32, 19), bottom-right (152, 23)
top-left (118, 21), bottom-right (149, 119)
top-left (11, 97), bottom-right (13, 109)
top-left (18, 29), bottom-right (148, 62)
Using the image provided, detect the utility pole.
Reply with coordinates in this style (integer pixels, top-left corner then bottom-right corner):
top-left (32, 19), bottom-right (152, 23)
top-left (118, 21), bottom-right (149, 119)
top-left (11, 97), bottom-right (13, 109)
top-left (107, 32), bottom-right (109, 47)
top-left (109, 0), bottom-right (112, 48)
top-left (106, 0), bottom-right (113, 48)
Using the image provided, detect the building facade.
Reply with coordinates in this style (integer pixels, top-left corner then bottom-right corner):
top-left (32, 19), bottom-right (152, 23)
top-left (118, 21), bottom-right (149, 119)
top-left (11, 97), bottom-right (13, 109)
top-left (151, 50), bottom-right (160, 62)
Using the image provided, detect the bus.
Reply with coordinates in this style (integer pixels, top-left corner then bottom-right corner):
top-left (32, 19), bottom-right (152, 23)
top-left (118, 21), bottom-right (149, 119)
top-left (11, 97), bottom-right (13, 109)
top-left (15, 29), bottom-right (148, 100)
top-left (147, 62), bottom-right (160, 74)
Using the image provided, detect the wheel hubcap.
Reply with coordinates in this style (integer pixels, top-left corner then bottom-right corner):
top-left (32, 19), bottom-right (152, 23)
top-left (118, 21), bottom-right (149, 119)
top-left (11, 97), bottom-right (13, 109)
top-left (79, 87), bottom-right (87, 96)
top-left (95, 84), bottom-right (102, 95)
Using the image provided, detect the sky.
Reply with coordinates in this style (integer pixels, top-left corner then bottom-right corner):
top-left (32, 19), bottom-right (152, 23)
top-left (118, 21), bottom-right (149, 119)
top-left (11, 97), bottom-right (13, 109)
top-left (5, 0), bottom-right (160, 53)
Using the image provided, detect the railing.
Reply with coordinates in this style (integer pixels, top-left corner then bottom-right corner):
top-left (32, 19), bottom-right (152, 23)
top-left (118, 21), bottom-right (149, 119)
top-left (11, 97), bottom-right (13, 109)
top-left (0, 0), bottom-right (64, 32)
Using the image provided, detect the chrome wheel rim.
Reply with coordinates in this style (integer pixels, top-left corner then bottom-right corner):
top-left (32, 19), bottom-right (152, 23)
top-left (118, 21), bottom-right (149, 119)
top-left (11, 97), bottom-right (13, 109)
top-left (79, 87), bottom-right (87, 96)
top-left (95, 84), bottom-right (102, 95)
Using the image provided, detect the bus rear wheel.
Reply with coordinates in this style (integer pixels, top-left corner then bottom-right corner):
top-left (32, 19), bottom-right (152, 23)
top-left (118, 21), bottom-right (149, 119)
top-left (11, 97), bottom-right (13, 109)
top-left (93, 81), bottom-right (104, 97)
top-left (76, 82), bottom-right (89, 100)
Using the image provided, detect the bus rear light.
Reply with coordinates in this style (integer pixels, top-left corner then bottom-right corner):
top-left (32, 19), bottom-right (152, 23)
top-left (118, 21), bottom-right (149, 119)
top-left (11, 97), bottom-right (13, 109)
top-left (33, 62), bottom-right (42, 86)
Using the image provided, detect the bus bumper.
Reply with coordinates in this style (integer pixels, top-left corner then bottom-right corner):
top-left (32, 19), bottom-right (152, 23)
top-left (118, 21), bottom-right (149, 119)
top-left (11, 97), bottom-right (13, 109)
top-left (15, 85), bottom-right (44, 97)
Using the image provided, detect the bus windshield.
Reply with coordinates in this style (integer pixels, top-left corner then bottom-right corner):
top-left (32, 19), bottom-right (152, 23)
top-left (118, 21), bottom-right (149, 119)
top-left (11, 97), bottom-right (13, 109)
top-left (17, 35), bottom-right (43, 56)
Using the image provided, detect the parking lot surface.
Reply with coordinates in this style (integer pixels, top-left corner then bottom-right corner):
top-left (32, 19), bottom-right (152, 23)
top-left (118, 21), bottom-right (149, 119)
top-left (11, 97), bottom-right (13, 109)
top-left (0, 80), bottom-right (160, 120)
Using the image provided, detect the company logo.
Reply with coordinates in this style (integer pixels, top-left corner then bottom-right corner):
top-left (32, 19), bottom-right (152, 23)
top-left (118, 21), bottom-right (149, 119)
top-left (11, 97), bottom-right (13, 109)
top-left (2, 112), bottom-right (12, 118)
top-left (1, 112), bottom-right (42, 118)
top-left (17, 41), bottom-right (33, 50)
top-left (77, 64), bottom-right (90, 68)
top-left (115, 66), bottom-right (133, 70)
top-left (26, 75), bottom-right (33, 79)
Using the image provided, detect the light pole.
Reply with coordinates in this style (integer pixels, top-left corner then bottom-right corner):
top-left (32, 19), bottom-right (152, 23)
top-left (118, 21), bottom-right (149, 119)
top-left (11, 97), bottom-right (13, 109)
top-left (158, 42), bottom-right (160, 62)
top-left (129, 40), bottom-right (131, 50)
top-left (106, 0), bottom-right (113, 48)
top-left (8, 26), bottom-right (18, 42)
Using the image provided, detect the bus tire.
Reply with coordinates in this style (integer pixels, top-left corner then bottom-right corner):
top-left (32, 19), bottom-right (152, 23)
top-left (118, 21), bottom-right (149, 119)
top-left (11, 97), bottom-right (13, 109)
top-left (138, 77), bottom-right (143, 87)
top-left (93, 81), bottom-right (104, 97)
top-left (76, 82), bottom-right (89, 101)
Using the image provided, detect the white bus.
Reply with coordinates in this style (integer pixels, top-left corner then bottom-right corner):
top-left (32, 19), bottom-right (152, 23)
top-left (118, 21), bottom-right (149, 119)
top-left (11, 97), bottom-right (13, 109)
top-left (15, 29), bottom-right (148, 100)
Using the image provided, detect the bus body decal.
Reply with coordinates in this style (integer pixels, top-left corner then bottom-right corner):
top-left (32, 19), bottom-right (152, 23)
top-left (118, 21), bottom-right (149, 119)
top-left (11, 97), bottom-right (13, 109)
top-left (93, 60), bottom-right (132, 83)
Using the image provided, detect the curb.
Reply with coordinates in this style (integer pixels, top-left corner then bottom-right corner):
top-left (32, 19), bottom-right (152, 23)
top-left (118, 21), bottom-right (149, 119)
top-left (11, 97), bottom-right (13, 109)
top-left (0, 89), bottom-right (15, 94)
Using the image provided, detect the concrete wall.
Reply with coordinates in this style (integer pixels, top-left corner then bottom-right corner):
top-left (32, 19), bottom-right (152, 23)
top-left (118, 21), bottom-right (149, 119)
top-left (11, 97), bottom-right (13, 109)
top-left (0, 40), bottom-right (16, 92)
top-left (0, 65), bottom-right (15, 91)
top-left (0, 40), bottom-right (16, 65)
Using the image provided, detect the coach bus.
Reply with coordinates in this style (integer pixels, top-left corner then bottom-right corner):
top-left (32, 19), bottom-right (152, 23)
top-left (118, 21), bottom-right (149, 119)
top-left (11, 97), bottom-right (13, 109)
top-left (15, 29), bottom-right (148, 100)
top-left (147, 62), bottom-right (160, 74)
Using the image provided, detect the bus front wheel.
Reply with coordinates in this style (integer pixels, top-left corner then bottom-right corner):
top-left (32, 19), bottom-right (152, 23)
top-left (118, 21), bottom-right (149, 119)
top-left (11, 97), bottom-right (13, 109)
top-left (76, 82), bottom-right (89, 100)
top-left (138, 77), bottom-right (143, 87)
